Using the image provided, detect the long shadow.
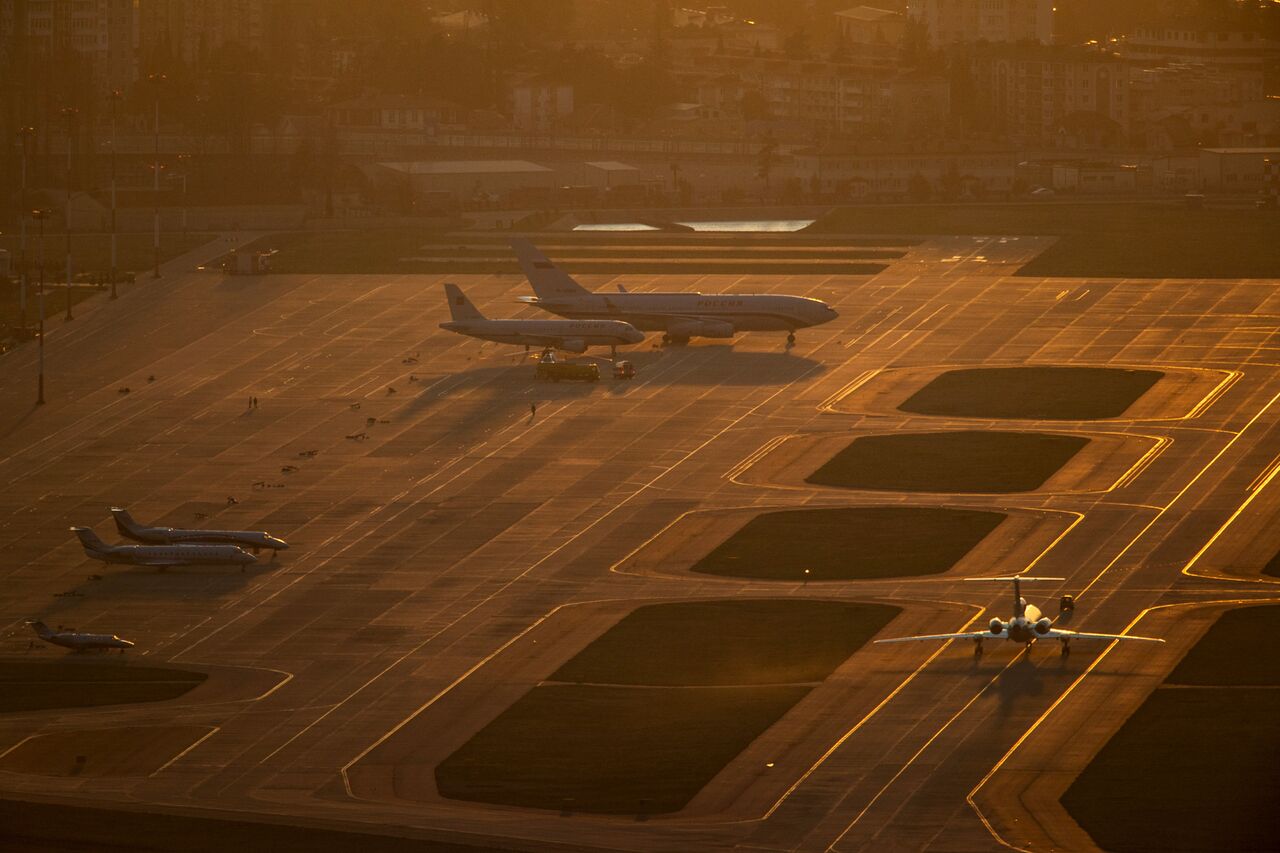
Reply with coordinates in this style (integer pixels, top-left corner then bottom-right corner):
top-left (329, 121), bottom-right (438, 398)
top-left (0, 402), bottom-right (43, 443)
top-left (44, 561), bottom-right (271, 613)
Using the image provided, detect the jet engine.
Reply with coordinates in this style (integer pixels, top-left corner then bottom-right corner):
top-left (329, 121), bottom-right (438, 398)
top-left (989, 618), bottom-right (1004, 635)
top-left (666, 319), bottom-right (734, 339)
top-left (558, 339), bottom-right (588, 353)
top-left (1035, 617), bottom-right (1053, 635)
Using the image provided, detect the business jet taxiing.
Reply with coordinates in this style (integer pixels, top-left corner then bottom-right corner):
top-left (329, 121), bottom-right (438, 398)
top-left (440, 283), bottom-right (644, 358)
top-left (875, 576), bottom-right (1165, 656)
top-left (112, 507), bottom-right (288, 554)
top-left (511, 239), bottom-right (838, 344)
top-left (71, 527), bottom-right (257, 569)
top-left (29, 620), bottom-right (134, 652)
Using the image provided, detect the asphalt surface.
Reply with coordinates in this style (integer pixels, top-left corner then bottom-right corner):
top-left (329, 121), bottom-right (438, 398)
top-left (1, 232), bottom-right (1279, 852)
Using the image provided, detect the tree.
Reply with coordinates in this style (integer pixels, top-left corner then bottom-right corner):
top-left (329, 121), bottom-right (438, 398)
top-left (756, 135), bottom-right (779, 190)
top-left (908, 172), bottom-right (932, 202)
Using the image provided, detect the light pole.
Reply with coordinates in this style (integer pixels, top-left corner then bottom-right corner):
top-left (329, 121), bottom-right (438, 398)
top-left (173, 152), bottom-right (190, 237)
top-left (108, 89), bottom-right (121, 299)
top-left (149, 72), bottom-right (167, 279)
top-left (16, 126), bottom-right (34, 330)
top-left (33, 208), bottom-right (50, 405)
top-left (61, 106), bottom-right (78, 321)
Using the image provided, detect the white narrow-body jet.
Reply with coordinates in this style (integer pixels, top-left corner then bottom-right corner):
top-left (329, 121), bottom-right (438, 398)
top-left (111, 507), bottom-right (288, 554)
top-left (875, 576), bottom-right (1165, 656)
top-left (71, 527), bottom-right (257, 569)
top-left (28, 620), bottom-right (134, 652)
top-left (511, 239), bottom-right (838, 344)
top-left (440, 282), bottom-right (644, 359)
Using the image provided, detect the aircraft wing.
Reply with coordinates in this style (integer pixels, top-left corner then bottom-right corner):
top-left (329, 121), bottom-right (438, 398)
top-left (136, 557), bottom-right (186, 567)
top-left (876, 630), bottom-right (1006, 644)
top-left (1043, 628), bottom-right (1164, 643)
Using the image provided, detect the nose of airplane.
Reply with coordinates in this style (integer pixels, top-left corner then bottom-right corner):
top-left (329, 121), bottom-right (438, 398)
top-left (269, 537), bottom-right (290, 550)
top-left (241, 550), bottom-right (259, 565)
top-left (626, 328), bottom-right (646, 343)
top-left (824, 305), bottom-right (839, 321)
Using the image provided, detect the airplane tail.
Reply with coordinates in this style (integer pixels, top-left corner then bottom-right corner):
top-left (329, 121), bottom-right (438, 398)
top-left (510, 240), bottom-right (592, 301)
top-left (443, 283), bottom-right (485, 322)
top-left (70, 526), bottom-right (111, 555)
top-left (28, 621), bottom-right (53, 639)
top-left (110, 507), bottom-right (146, 541)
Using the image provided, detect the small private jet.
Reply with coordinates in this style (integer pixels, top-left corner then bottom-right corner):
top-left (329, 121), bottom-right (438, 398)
top-left (875, 576), bottom-right (1165, 656)
top-left (28, 620), bottom-right (134, 652)
top-left (111, 507), bottom-right (288, 555)
top-left (71, 527), bottom-right (257, 569)
top-left (440, 283), bottom-right (644, 359)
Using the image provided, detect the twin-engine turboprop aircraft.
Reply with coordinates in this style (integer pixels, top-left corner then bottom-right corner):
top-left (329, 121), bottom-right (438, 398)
top-left (439, 283), bottom-right (643, 358)
top-left (875, 576), bottom-right (1165, 656)
top-left (510, 239), bottom-right (838, 345)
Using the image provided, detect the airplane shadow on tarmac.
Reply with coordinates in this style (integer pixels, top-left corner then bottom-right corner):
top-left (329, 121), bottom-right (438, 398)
top-left (445, 345), bottom-right (825, 390)
top-left (45, 562), bottom-right (271, 614)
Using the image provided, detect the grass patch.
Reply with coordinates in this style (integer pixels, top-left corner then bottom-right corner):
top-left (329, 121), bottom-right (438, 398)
top-left (0, 662), bottom-right (206, 713)
top-left (437, 684), bottom-right (808, 814)
top-left (438, 599), bottom-right (899, 813)
top-left (551, 600), bottom-right (900, 686)
top-left (900, 367), bottom-right (1163, 420)
top-left (1063, 605), bottom-right (1280, 852)
top-left (0, 233), bottom-right (215, 278)
top-left (690, 507), bottom-right (1005, 581)
top-left (1165, 605), bottom-right (1280, 686)
top-left (2, 233), bottom-right (214, 331)
top-left (806, 202), bottom-right (1280, 278)
top-left (0, 797), bottom-right (503, 853)
top-left (238, 230), bottom-right (884, 275)
top-left (1264, 549), bottom-right (1280, 579)
top-left (806, 430), bottom-right (1088, 493)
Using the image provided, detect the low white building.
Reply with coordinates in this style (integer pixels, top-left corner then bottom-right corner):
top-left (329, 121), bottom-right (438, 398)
top-left (1199, 147), bottom-right (1280, 192)
top-left (794, 147), bottom-right (1018, 199)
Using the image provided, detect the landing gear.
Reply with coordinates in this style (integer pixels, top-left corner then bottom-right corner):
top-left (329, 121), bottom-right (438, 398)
top-left (610, 344), bottom-right (617, 362)
top-left (661, 333), bottom-right (670, 344)
top-left (1060, 637), bottom-right (1071, 657)
top-left (786, 332), bottom-right (796, 345)
top-left (973, 638), bottom-right (983, 658)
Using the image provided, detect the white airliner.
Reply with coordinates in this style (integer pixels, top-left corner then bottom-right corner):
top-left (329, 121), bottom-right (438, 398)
top-left (440, 282), bottom-right (644, 358)
top-left (71, 527), bottom-right (257, 569)
top-left (28, 620), bottom-right (134, 652)
top-left (511, 239), bottom-right (838, 344)
top-left (111, 507), bottom-right (289, 554)
top-left (875, 577), bottom-right (1165, 656)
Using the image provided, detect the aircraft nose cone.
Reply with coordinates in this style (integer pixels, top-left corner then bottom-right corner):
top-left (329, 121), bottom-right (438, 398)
top-left (824, 306), bottom-right (839, 320)
top-left (242, 551), bottom-right (258, 564)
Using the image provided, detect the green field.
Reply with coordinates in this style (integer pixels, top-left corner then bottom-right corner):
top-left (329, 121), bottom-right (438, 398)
top-left (899, 367), bottom-right (1164, 420)
top-left (0, 233), bottom-right (214, 278)
top-left (1062, 605), bottom-right (1280, 852)
top-left (0, 798), bottom-right (501, 853)
top-left (551, 600), bottom-right (901, 686)
top-left (806, 202), bottom-right (1280, 279)
top-left (437, 599), bottom-right (899, 813)
top-left (1164, 605), bottom-right (1280, 686)
top-left (436, 683), bottom-right (809, 814)
top-left (690, 507), bottom-right (1006, 581)
top-left (2, 233), bottom-right (214, 332)
top-left (0, 662), bottom-right (207, 713)
top-left (806, 431), bottom-right (1089, 493)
